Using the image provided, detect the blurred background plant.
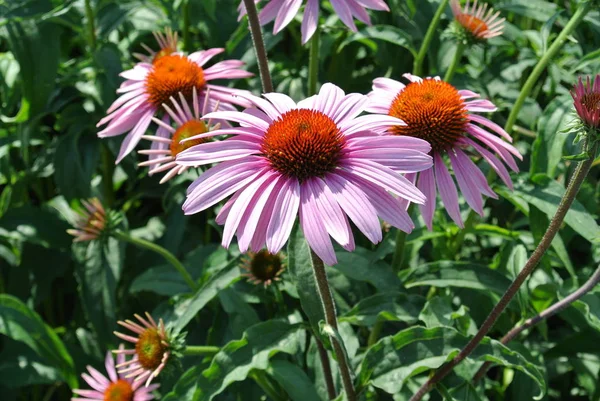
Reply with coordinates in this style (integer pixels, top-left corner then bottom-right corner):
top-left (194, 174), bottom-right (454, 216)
top-left (0, 0), bottom-right (599, 400)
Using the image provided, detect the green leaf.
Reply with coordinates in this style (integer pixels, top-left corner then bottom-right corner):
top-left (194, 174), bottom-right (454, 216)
top-left (403, 261), bottom-right (512, 295)
top-left (507, 244), bottom-right (530, 317)
top-left (0, 205), bottom-right (71, 249)
top-left (335, 250), bottom-right (401, 292)
top-left (340, 292), bottom-right (425, 326)
top-left (287, 224), bottom-right (324, 335)
top-left (194, 321), bottom-right (303, 401)
top-left (419, 297), bottom-right (473, 335)
top-left (0, 340), bottom-right (61, 388)
top-left (130, 265), bottom-right (193, 296)
top-left (498, 175), bottom-right (600, 243)
top-left (266, 359), bottom-right (322, 401)
top-left (0, 295), bottom-right (77, 388)
top-left (531, 96), bottom-right (573, 178)
top-left (571, 289), bottom-right (600, 331)
top-left (73, 238), bottom-right (123, 347)
top-left (171, 259), bottom-right (241, 333)
top-left (358, 326), bottom-right (545, 399)
top-left (339, 25), bottom-right (416, 56)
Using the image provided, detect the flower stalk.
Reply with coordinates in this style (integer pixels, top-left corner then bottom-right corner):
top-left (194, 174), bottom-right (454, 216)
top-left (413, 0), bottom-right (450, 76)
top-left (310, 250), bottom-right (357, 401)
top-left (242, 0), bottom-right (274, 93)
top-left (444, 41), bottom-right (465, 82)
top-left (308, 25), bottom-right (321, 96)
top-left (183, 345), bottom-right (220, 356)
top-left (504, 1), bottom-right (593, 133)
top-left (316, 338), bottom-right (337, 400)
top-left (474, 263), bottom-right (600, 382)
top-left (114, 230), bottom-right (198, 291)
top-left (409, 139), bottom-right (599, 401)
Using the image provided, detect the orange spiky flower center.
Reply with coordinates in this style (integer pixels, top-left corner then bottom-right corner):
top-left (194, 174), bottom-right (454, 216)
top-left (170, 120), bottom-right (208, 157)
top-left (388, 79), bottom-right (468, 152)
top-left (103, 379), bottom-right (134, 401)
top-left (247, 250), bottom-right (284, 283)
top-left (456, 14), bottom-right (488, 36)
top-left (153, 47), bottom-right (177, 64)
top-left (146, 55), bottom-right (205, 108)
top-left (135, 328), bottom-right (167, 371)
top-left (262, 109), bottom-right (344, 181)
top-left (582, 93), bottom-right (600, 113)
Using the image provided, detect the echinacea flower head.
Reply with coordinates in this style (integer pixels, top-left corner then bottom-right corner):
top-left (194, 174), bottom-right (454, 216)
top-left (450, 0), bottom-right (504, 41)
top-left (133, 28), bottom-right (179, 64)
top-left (97, 48), bottom-right (253, 163)
top-left (571, 74), bottom-right (600, 130)
top-left (367, 74), bottom-right (522, 229)
top-left (176, 83), bottom-right (433, 265)
top-left (238, 0), bottom-right (390, 44)
top-left (67, 198), bottom-right (108, 242)
top-left (72, 348), bottom-right (158, 401)
top-left (137, 89), bottom-right (221, 183)
top-left (114, 313), bottom-right (182, 387)
top-left (242, 250), bottom-right (285, 287)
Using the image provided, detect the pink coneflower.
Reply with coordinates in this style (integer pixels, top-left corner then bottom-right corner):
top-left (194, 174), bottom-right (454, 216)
top-left (133, 28), bottom-right (178, 64)
top-left (67, 198), bottom-right (107, 242)
top-left (72, 348), bottom-right (158, 401)
top-left (367, 74), bottom-right (522, 229)
top-left (238, 0), bottom-right (390, 44)
top-left (242, 250), bottom-right (285, 287)
top-left (137, 89), bottom-right (221, 183)
top-left (571, 74), bottom-right (600, 129)
top-left (450, 0), bottom-right (504, 40)
top-left (113, 313), bottom-right (170, 387)
top-left (176, 83), bottom-right (433, 265)
top-left (97, 48), bottom-right (253, 163)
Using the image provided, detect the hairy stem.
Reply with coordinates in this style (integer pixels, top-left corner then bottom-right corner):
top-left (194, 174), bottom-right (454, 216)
top-left (443, 41), bottom-right (465, 82)
top-left (503, 2), bottom-right (592, 133)
top-left (114, 230), bottom-right (198, 291)
top-left (473, 263), bottom-right (600, 382)
top-left (315, 337), bottom-right (337, 400)
top-left (308, 25), bottom-right (321, 96)
top-left (409, 141), bottom-right (598, 401)
top-left (242, 0), bottom-right (274, 93)
top-left (310, 251), bottom-right (357, 401)
top-left (413, 0), bottom-right (450, 76)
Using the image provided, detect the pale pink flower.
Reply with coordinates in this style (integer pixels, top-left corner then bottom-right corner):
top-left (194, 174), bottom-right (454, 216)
top-left (67, 198), bottom-right (107, 242)
top-left (133, 28), bottom-right (179, 64)
top-left (571, 74), bottom-right (600, 129)
top-left (450, 0), bottom-right (505, 40)
top-left (72, 348), bottom-right (158, 401)
top-left (238, 0), bottom-right (390, 44)
top-left (137, 89), bottom-right (221, 183)
top-left (176, 83), bottom-right (432, 265)
top-left (97, 49), bottom-right (253, 163)
top-left (113, 313), bottom-right (170, 387)
top-left (367, 74), bottom-right (522, 229)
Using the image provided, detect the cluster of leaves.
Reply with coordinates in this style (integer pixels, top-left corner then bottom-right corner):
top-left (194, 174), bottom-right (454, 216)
top-left (1, 0), bottom-right (600, 400)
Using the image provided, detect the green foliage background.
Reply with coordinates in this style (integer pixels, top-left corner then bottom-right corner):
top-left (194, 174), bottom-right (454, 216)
top-left (0, 0), bottom-right (600, 400)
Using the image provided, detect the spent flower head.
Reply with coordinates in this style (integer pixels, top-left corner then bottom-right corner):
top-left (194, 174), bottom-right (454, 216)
top-left (113, 312), bottom-right (185, 387)
top-left (449, 0), bottom-right (504, 43)
top-left (367, 74), bottom-right (522, 230)
top-left (242, 250), bottom-right (285, 287)
top-left (72, 348), bottom-right (158, 401)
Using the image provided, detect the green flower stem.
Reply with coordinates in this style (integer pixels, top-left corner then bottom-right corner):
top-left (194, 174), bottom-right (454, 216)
top-left (251, 371), bottom-right (286, 401)
top-left (391, 230), bottom-right (408, 272)
top-left (308, 25), bottom-right (321, 96)
top-left (503, 2), bottom-right (592, 134)
top-left (83, 0), bottom-right (96, 51)
top-left (449, 210), bottom-right (478, 257)
top-left (443, 41), bottom-right (465, 82)
top-left (413, 0), bottom-right (450, 76)
top-left (409, 140), bottom-right (598, 401)
top-left (315, 337), bottom-right (337, 400)
top-left (114, 230), bottom-right (198, 291)
top-left (183, 345), bottom-right (220, 356)
top-left (242, 0), bottom-right (274, 93)
top-left (310, 250), bottom-right (357, 401)
top-left (473, 262), bottom-right (600, 382)
top-left (182, 0), bottom-right (191, 52)
top-left (368, 320), bottom-right (384, 347)
top-left (100, 144), bottom-right (115, 207)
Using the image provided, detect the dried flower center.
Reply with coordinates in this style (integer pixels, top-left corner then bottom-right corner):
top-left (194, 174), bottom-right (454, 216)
top-left (103, 379), bottom-right (134, 401)
top-left (249, 250), bottom-right (283, 282)
top-left (146, 55), bottom-right (205, 108)
top-left (582, 93), bottom-right (600, 112)
top-left (262, 109), bottom-right (344, 181)
top-left (456, 14), bottom-right (488, 36)
top-left (389, 79), bottom-right (468, 152)
top-left (170, 120), bottom-right (208, 157)
top-left (135, 328), bottom-right (167, 371)
top-left (153, 47), bottom-right (177, 64)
